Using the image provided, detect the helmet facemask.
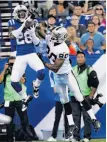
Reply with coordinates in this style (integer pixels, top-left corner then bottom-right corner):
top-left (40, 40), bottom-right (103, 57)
top-left (17, 10), bottom-right (27, 22)
top-left (13, 5), bottom-right (28, 23)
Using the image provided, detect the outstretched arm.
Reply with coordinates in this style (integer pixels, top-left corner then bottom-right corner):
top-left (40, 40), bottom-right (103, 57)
top-left (44, 58), bottom-right (64, 73)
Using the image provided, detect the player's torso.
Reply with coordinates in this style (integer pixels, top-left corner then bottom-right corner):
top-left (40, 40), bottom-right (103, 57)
top-left (46, 35), bottom-right (72, 74)
top-left (46, 35), bottom-right (57, 63)
top-left (9, 19), bottom-right (35, 56)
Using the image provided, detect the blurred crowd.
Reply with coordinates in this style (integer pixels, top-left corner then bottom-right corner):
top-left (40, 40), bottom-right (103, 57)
top-left (22, 0), bottom-right (106, 56)
top-left (3, 0), bottom-right (107, 56)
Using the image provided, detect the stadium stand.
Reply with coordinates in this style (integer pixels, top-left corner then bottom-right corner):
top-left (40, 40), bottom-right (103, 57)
top-left (0, 0), bottom-right (106, 57)
top-left (0, 1), bottom-right (19, 57)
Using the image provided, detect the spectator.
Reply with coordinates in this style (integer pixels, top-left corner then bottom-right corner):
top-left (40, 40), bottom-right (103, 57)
top-left (92, 15), bottom-right (106, 35)
top-left (80, 21), bottom-right (106, 52)
top-left (62, 4), bottom-right (91, 28)
top-left (73, 5), bottom-right (83, 17)
top-left (66, 26), bottom-right (80, 55)
top-left (83, 39), bottom-right (94, 55)
top-left (38, 15), bottom-right (57, 38)
top-left (94, 4), bottom-right (105, 25)
top-left (37, 0), bottom-right (49, 18)
top-left (51, 0), bottom-right (70, 19)
top-left (101, 12), bottom-right (106, 27)
top-left (69, 1), bottom-right (101, 14)
top-left (72, 5), bottom-right (92, 26)
top-left (83, 39), bottom-right (103, 55)
top-left (47, 15), bottom-right (57, 29)
top-left (48, 7), bottom-right (57, 17)
top-left (69, 15), bottom-right (87, 38)
top-left (22, 0), bottom-right (49, 18)
top-left (21, 0), bottom-right (37, 9)
top-left (81, 1), bottom-right (101, 14)
top-left (70, 51), bottom-right (99, 142)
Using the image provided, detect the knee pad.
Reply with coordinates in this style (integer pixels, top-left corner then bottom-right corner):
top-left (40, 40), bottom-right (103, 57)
top-left (81, 99), bottom-right (91, 111)
top-left (37, 69), bottom-right (45, 80)
top-left (11, 82), bottom-right (22, 92)
top-left (64, 102), bottom-right (72, 115)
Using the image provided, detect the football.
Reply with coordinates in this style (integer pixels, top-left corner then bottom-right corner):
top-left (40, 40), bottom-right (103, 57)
top-left (25, 18), bottom-right (34, 29)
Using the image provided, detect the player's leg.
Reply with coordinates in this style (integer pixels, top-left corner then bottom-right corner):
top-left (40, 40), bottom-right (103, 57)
top-left (67, 71), bottom-right (101, 131)
top-left (51, 101), bottom-right (63, 139)
top-left (11, 56), bottom-right (27, 99)
top-left (5, 105), bottom-right (15, 142)
top-left (27, 53), bottom-right (45, 98)
top-left (55, 80), bottom-right (78, 138)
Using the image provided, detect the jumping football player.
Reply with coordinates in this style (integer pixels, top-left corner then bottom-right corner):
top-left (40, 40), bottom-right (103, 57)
top-left (39, 26), bottom-right (101, 138)
top-left (8, 5), bottom-right (45, 101)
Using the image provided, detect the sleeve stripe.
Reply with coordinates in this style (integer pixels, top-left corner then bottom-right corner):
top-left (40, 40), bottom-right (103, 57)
top-left (12, 19), bottom-right (15, 25)
top-left (8, 19), bottom-right (15, 26)
top-left (9, 19), bottom-right (12, 26)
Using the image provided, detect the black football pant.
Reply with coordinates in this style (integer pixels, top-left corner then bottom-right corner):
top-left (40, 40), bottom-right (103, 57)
top-left (5, 101), bottom-right (29, 142)
top-left (70, 96), bottom-right (92, 141)
top-left (52, 101), bottom-right (69, 138)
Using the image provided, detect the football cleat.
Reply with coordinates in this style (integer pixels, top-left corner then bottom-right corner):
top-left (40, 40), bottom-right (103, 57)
top-left (70, 138), bottom-right (79, 142)
top-left (92, 119), bottom-right (101, 132)
top-left (47, 136), bottom-right (57, 141)
top-left (22, 95), bottom-right (33, 111)
top-left (81, 138), bottom-right (90, 142)
top-left (66, 125), bottom-right (78, 139)
top-left (32, 81), bottom-right (39, 98)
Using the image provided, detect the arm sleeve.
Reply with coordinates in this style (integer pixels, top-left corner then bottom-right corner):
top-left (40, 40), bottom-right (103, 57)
top-left (31, 33), bottom-right (40, 46)
top-left (88, 70), bottom-right (99, 88)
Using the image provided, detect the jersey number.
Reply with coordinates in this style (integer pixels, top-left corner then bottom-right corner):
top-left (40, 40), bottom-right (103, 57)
top-left (59, 53), bottom-right (68, 59)
top-left (47, 45), bottom-right (57, 62)
top-left (16, 31), bottom-right (32, 45)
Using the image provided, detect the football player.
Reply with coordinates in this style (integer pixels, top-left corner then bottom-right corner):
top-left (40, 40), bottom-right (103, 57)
top-left (39, 26), bottom-right (101, 138)
top-left (8, 5), bottom-right (45, 101)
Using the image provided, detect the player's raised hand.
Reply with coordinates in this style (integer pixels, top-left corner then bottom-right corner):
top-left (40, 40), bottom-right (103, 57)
top-left (27, 24), bottom-right (36, 35)
top-left (30, 25), bottom-right (36, 33)
top-left (25, 16), bottom-right (34, 29)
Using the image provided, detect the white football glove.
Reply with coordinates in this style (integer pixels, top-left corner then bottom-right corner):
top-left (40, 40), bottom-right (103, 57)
top-left (27, 24), bottom-right (36, 35)
top-left (27, 25), bottom-right (40, 46)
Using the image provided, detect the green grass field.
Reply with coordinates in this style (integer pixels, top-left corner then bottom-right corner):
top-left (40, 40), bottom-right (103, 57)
top-left (90, 139), bottom-right (106, 142)
top-left (28, 139), bottom-right (106, 142)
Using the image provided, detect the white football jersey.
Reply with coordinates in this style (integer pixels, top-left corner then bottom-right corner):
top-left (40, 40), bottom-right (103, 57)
top-left (46, 34), bottom-right (72, 74)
